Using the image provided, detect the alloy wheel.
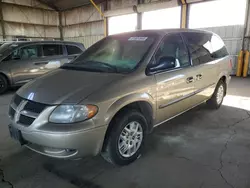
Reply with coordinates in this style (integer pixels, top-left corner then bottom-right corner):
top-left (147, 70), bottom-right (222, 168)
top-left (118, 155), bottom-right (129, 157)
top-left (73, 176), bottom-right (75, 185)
top-left (118, 121), bottom-right (143, 158)
top-left (216, 85), bottom-right (224, 104)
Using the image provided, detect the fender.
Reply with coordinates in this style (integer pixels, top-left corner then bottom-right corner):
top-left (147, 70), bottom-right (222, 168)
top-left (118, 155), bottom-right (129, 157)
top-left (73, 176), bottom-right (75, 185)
top-left (218, 71), bottom-right (230, 84)
top-left (217, 55), bottom-right (231, 85)
top-left (105, 92), bottom-right (156, 126)
top-left (0, 70), bottom-right (12, 85)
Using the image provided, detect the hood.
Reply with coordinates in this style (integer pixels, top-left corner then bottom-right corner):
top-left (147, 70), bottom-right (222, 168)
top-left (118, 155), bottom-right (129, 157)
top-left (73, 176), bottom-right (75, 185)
top-left (17, 69), bottom-right (124, 104)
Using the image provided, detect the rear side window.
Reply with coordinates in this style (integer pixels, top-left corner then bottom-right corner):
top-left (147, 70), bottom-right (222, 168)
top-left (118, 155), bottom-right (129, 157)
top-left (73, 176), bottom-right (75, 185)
top-left (182, 32), bottom-right (214, 65)
top-left (43, 44), bottom-right (63, 56)
top-left (66, 45), bottom-right (82, 55)
top-left (4, 45), bottom-right (42, 61)
top-left (18, 45), bottom-right (41, 59)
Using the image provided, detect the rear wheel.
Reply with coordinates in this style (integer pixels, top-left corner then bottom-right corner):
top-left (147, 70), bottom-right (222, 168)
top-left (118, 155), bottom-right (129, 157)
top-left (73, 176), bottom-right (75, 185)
top-left (207, 80), bottom-right (226, 109)
top-left (101, 109), bottom-right (147, 166)
top-left (0, 75), bottom-right (8, 94)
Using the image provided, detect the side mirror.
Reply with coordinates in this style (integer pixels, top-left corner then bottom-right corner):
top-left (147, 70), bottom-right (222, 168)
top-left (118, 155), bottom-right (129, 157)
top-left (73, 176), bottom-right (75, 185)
top-left (149, 56), bottom-right (176, 72)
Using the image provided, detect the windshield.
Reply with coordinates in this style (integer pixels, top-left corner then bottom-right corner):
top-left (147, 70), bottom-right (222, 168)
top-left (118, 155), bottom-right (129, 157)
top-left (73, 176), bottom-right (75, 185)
top-left (62, 33), bottom-right (157, 73)
top-left (0, 43), bottom-right (19, 56)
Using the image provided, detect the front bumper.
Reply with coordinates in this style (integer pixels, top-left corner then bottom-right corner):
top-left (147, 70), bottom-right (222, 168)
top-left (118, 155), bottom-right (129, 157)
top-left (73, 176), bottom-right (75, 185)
top-left (9, 122), bottom-right (107, 159)
top-left (9, 102), bottom-right (108, 159)
top-left (24, 126), bottom-right (107, 159)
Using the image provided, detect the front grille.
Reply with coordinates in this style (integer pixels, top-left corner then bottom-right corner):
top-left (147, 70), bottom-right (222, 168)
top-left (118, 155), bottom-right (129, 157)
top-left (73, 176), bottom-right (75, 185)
top-left (13, 94), bottom-right (22, 106)
top-left (23, 100), bottom-right (47, 114)
top-left (9, 107), bottom-right (15, 119)
top-left (19, 115), bottom-right (35, 126)
top-left (9, 94), bottom-right (48, 127)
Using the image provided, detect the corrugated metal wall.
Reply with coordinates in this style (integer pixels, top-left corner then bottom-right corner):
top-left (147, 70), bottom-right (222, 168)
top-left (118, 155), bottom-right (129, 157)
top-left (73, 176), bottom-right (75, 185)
top-left (62, 4), bottom-right (104, 48)
top-left (64, 35), bottom-right (104, 48)
top-left (3, 0), bottom-right (53, 10)
top-left (1, 0), bottom-right (60, 40)
top-left (108, 0), bottom-right (137, 10)
top-left (107, 0), bottom-right (173, 10)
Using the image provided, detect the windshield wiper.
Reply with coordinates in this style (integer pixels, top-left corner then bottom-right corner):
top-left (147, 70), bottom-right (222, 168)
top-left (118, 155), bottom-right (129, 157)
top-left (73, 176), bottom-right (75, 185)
top-left (62, 62), bottom-right (119, 73)
top-left (80, 60), bottom-right (118, 73)
top-left (61, 65), bottom-right (93, 71)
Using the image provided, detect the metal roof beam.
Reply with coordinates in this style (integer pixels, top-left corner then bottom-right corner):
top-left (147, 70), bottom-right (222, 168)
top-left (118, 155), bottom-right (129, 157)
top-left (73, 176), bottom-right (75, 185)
top-left (36, 0), bottom-right (58, 11)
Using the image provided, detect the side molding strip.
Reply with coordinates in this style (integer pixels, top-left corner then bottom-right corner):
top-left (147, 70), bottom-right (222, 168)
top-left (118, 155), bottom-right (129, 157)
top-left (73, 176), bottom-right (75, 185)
top-left (159, 83), bottom-right (215, 109)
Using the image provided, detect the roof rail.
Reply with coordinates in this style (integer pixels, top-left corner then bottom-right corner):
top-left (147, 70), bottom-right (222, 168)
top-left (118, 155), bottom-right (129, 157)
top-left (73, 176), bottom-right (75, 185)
top-left (0, 38), bottom-right (59, 42)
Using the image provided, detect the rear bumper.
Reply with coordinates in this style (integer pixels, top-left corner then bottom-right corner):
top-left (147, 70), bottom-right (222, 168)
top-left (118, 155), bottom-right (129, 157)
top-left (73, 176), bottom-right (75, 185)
top-left (12, 125), bottom-right (107, 159)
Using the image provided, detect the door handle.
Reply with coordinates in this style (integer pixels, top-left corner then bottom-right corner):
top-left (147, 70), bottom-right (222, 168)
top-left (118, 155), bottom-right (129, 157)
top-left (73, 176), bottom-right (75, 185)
top-left (196, 74), bottom-right (202, 80)
top-left (186, 76), bottom-right (194, 84)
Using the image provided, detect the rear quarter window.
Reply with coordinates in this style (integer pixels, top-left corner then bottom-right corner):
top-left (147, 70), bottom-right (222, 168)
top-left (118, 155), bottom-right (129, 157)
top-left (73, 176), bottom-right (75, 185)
top-left (182, 32), bottom-right (213, 65)
top-left (43, 44), bottom-right (63, 56)
top-left (66, 45), bottom-right (83, 55)
top-left (182, 32), bottom-right (228, 66)
top-left (210, 35), bottom-right (229, 58)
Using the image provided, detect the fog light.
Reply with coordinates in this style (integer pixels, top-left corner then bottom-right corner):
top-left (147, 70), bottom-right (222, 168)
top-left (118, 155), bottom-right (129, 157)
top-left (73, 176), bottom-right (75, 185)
top-left (65, 149), bottom-right (75, 153)
top-left (43, 146), bottom-right (77, 155)
top-left (44, 147), bottom-right (65, 154)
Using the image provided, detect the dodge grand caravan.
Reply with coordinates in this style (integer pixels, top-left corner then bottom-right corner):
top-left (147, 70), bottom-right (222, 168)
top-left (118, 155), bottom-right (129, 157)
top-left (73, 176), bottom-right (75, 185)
top-left (0, 41), bottom-right (85, 94)
top-left (8, 29), bottom-right (232, 165)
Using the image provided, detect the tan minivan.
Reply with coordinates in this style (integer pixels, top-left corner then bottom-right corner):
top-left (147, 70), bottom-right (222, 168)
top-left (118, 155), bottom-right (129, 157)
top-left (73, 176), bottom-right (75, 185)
top-left (8, 29), bottom-right (232, 165)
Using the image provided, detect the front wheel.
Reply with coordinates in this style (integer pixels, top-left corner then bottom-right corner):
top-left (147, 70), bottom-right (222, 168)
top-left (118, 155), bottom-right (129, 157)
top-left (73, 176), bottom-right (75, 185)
top-left (207, 80), bottom-right (226, 109)
top-left (0, 75), bottom-right (8, 94)
top-left (101, 110), bottom-right (147, 166)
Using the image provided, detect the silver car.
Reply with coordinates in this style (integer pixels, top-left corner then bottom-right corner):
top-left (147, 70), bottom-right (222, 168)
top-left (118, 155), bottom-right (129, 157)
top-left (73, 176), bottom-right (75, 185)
top-left (8, 29), bottom-right (232, 165)
top-left (0, 41), bottom-right (85, 94)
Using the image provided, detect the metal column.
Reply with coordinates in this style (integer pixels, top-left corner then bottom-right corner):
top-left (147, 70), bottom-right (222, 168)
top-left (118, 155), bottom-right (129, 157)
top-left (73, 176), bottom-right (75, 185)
top-left (0, 0), bottom-right (6, 39)
top-left (59, 11), bottom-right (63, 41)
top-left (180, 0), bottom-right (188, 29)
top-left (90, 0), bottom-right (107, 37)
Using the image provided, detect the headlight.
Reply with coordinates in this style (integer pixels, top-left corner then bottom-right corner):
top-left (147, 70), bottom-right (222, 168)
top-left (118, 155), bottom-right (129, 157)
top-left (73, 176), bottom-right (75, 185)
top-left (49, 105), bottom-right (98, 123)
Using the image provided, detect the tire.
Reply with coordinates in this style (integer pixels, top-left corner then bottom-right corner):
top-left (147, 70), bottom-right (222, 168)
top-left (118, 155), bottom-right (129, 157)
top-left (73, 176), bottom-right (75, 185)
top-left (207, 80), bottom-right (226, 109)
top-left (0, 74), bottom-right (8, 94)
top-left (101, 109), bottom-right (147, 166)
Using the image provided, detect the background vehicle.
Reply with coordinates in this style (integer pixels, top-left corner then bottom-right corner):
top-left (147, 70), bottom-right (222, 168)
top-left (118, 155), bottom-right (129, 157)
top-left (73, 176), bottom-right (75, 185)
top-left (0, 41), bottom-right (85, 94)
top-left (0, 42), bottom-right (5, 47)
top-left (8, 29), bottom-right (232, 166)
